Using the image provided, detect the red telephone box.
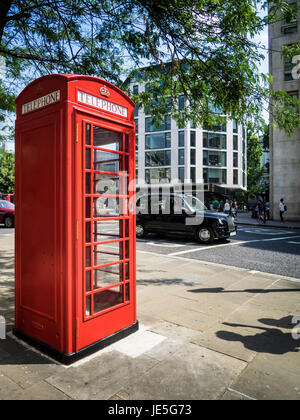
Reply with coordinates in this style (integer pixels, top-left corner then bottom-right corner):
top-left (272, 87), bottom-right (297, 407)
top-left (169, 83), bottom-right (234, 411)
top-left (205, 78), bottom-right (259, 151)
top-left (14, 75), bottom-right (138, 364)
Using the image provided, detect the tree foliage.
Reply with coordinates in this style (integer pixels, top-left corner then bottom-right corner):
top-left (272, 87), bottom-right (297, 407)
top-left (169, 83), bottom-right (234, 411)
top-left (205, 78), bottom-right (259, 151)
top-left (0, 148), bottom-right (15, 193)
top-left (0, 0), bottom-right (299, 133)
top-left (244, 125), bottom-right (265, 201)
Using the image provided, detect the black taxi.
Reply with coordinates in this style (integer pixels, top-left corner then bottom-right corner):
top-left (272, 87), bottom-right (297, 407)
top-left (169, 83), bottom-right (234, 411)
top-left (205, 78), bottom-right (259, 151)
top-left (136, 193), bottom-right (237, 243)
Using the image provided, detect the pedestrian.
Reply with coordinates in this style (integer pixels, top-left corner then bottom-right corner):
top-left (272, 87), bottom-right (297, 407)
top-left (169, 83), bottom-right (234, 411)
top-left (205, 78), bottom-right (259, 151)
top-left (231, 200), bottom-right (237, 220)
top-left (234, 200), bottom-right (238, 220)
top-left (224, 199), bottom-right (230, 215)
top-left (219, 200), bottom-right (224, 212)
top-left (279, 198), bottom-right (286, 223)
top-left (212, 198), bottom-right (220, 211)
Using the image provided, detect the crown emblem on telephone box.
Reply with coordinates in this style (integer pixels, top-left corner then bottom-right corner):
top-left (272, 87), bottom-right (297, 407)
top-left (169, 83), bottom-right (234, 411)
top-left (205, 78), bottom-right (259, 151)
top-left (100, 85), bottom-right (110, 98)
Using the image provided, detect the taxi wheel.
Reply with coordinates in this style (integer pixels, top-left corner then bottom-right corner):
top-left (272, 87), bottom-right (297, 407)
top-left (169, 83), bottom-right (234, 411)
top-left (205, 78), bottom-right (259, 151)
top-left (136, 224), bottom-right (147, 239)
top-left (196, 226), bottom-right (214, 244)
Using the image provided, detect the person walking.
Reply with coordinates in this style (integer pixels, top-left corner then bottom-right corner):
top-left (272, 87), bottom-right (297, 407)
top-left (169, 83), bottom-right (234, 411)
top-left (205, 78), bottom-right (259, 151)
top-left (257, 200), bottom-right (265, 224)
top-left (231, 200), bottom-right (237, 220)
top-left (212, 198), bottom-right (220, 211)
top-left (219, 200), bottom-right (224, 213)
top-left (224, 199), bottom-right (230, 215)
top-left (279, 198), bottom-right (286, 223)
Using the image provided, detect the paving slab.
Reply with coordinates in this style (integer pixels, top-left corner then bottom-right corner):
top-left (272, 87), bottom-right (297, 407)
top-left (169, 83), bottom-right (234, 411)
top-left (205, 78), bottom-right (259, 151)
top-left (12, 380), bottom-right (71, 400)
top-left (230, 352), bottom-right (300, 400)
top-left (46, 351), bottom-right (159, 400)
top-left (117, 342), bottom-right (247, 400)
top-left (0, 373), bottom-right (23, 400)
top-left (149, 320), bottom-right (203, 343)
top-left (0, 347), bottom-right (61, 390)
top-left (192, 323), bottom-right (258, 363)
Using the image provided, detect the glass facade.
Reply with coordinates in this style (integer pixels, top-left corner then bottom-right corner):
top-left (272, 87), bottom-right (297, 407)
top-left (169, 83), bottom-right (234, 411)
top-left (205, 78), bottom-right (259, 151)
top-left (145, 168), bottom-right (171, 184)
top-left (283, 2), bottom-right (298, 33)
top-left (203, 168), bottom-right (227, 184)
top-left (233, 119), bottom-right (238, 133)
top-left (233, 152), bottom-right (238, 168)
top-left (178, 149), bottom-right (185, 165)
top-left (233, 169), bottom-right (238, 185)
top-left (190, 148), bottom-right (196, 165)
top-left (145, 132), bottom-right (171, 149)
top-left (203, 150), bottom-right (226, 167)
top-left (190, 167), bottom-right (196, 183)
top-left (190, 131), bottom-right (196, 147)
top-left (145, 115), bottom-right (171, 132)
top-left (178, 167), bottom-right (185, 183)
top-left (203, 117), bottom-right (227, 133)
top-left (233, 135), bottom-right (238, 150)
top-left (145, 150), bottom-right (171, 167)
top-left (203, 132), bottom-right (227, 149)
top-left (178, 131), bottom-right (185, 147)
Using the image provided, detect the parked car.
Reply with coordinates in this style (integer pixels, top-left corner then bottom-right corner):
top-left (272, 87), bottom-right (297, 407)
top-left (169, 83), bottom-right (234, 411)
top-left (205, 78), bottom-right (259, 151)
top-left (136, 193), bottom-right (237, 243)
top-left (0, 200), bottom-right (15, 228)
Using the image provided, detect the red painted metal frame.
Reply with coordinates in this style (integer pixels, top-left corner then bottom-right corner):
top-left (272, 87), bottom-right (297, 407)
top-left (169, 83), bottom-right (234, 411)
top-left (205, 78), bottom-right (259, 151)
top-left (14, 75), bottom-right (136, 357)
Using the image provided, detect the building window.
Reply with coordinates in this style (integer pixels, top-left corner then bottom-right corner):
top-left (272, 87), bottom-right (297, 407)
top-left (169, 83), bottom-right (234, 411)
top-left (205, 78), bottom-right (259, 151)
top-left (145, 132), bottom-right (171, 149)
top-left (190, 131), bottom-right (196, 147)
top-left (178, 131), bottom-right (185, 147)
top-left (203, 168), bottom-right (227, 184)
top-left (134, 119), bottom-right (138, 134)
top-left (233, 119), bottom-right (238, 133)
top-left (134, 106), bottom-right (139, 117)
top-left (133, 85), bottom-right (139, 94)
top-left (190, 167), bottom-right (196, 183)
top-left (282, 2), bottom-right (298, 34)
top-left (145, 115), bottom-right (171, 132)
top-left (233, 135), bottom-right (238, 150)
top-left (233, 152), bottom-right (238, 168)
top-left (203, 132), bottom-right (227, 149)
top-left (178, 149), bottom-right (185, 166)
top-left (178, 95), bottom-right (185, 110)
top-left (243, 155), bottom-right (246, 171)
top-left (203, 150), bottom-right (227, 167)
top-left (233, 169), bottom-right (238, 185)
top-left (203, 117), bottom-right (227, 132)
top-left (178, 167), bottom-right (185, 183)
top-left (145, 168), bottom-right (171, 184)
top-left (145, 150), bottom-right (171, 167)
top-left (284, 55), bottom-right (295, 81)
top-left (190, 148), bottom-right (196, 165)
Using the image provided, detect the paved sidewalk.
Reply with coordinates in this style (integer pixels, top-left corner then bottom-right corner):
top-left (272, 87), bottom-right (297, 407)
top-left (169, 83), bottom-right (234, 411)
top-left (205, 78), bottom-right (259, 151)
top-left (0, 234), bottom-right (300, 400)
top-left (236, 212), bottom-right (300, 229)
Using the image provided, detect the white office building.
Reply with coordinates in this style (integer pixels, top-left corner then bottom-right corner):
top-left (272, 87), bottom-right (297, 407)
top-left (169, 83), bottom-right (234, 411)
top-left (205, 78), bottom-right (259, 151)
top-left (0, 140), bottom-right (14, 153)
top-left (129, 71), bottom-right (247, 197)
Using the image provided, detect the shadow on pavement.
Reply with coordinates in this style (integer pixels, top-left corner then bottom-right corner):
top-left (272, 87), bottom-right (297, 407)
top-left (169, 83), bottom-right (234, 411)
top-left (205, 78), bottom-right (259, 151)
top-left (216, 318), bottom-right (300, 355)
